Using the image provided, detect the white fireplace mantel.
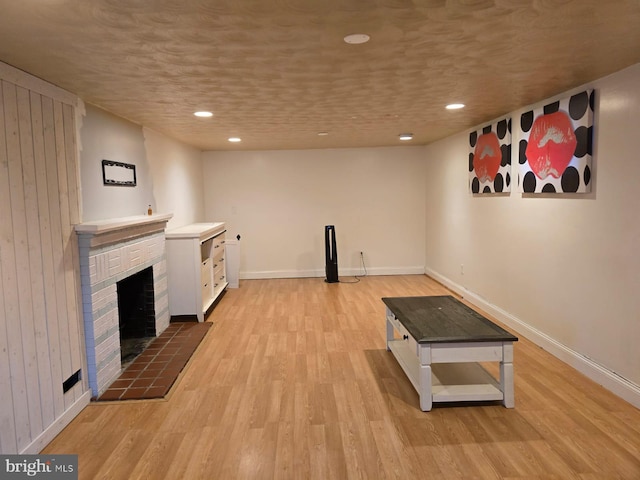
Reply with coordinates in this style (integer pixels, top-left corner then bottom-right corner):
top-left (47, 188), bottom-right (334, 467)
top-left (75, 213), bottom-right (173, 249)
top-left (75, 213), bottom-right (173, 234)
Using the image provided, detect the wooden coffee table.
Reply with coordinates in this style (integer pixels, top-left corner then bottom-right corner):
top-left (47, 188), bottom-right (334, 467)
top-left (383, 295), bottom-right (518, 411)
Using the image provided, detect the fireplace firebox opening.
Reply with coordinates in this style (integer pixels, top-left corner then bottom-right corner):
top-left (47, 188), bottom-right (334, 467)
top-left (117, 266), bottom-right (156, 366)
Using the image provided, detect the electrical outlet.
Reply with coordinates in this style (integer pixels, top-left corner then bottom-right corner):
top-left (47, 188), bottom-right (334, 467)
top-left (461, 264), bottom-right (464, 275)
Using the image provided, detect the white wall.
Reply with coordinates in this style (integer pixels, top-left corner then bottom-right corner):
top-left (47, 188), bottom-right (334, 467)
top-left (79, 104), bottom-right (154, 221)
top-left (424, 63), bottom-right (640, 404)
top-left (143, 127), bottom-right (204, 229)
top-left (202, 147), bottom-right (427, 279)
top-left (79, 105), bottom-right (204, 228)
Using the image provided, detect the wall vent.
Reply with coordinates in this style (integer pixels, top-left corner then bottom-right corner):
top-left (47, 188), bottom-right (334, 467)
top-left (63, 370), bottom-right (81, 393)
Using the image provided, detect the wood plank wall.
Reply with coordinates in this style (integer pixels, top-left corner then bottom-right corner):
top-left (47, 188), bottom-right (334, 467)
top-left (0, 71), bottom-right (88, 453)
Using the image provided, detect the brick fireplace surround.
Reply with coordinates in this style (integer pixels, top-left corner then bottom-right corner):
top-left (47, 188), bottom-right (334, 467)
top-left (75, 214), bottom-right (173, 398)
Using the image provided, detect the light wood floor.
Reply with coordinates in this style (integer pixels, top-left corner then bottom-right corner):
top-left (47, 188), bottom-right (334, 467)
top-left (44, 275), bottom-right (640, 479)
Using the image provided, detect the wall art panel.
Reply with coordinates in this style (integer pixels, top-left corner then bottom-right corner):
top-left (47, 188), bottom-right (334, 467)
top-left (469, 118), bottom-right (512, 194)
top-left (519, 90), bottom-right (594, 193)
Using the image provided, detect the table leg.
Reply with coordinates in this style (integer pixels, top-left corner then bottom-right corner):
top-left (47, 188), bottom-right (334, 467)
top-left (386, 309), bottom-right (394, 351)
top-left (501, 342), bottom-right (515, 408)
top-left (419, 364), bottom-right (432, 411)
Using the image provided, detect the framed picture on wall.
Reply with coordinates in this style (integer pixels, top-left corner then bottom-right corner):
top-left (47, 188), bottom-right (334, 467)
top-left (102, 159), bottom-right (137, 186)
top-left (469, 118), bottom-right (512, 194)
top-left (518, 90), bottom-right (594, 193)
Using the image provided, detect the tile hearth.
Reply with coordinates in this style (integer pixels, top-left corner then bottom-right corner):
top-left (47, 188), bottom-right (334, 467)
top-left (97, 322), bottom-right (211, 401)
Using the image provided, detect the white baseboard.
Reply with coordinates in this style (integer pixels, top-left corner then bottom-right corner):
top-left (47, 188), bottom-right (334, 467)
top-left (241, 269), bottom-right (322, 279)
top-left (21, 390), bottom-right (91, 454)
top-left (425, 267), bottom-right (640, 409)
top-left (240, 266), bottom-right (426, 280)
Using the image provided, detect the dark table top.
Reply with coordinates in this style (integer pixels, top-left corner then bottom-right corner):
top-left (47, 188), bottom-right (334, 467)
top-left (382, 295), bottom-right (518, 344)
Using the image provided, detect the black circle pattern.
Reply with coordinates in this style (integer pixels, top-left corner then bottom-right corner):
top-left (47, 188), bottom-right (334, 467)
top-left (543, 101), bottom-right (560, 114)
top-left (471, 177), bottom-right (480, 193)
top-left (523, 172), bottom-right (536, 193)
top-left (584, 165), bottom-right (591, 186)
top-left (521, 111), bottom-right (534, 132)
top-left (469, 131), bottom-right (477, 148)
top-left (569, 91), bottom-right (589, 120)
top-left (561, 167), bottom-right (580, 192)
top-left (574, 126), bottom-right (589, 158)
top-left (497, 119), bottom-right (508, 139)
top-left (501, 144), bottom-right (511, 167)
top-left (518, 140), bottom-right (528, 165)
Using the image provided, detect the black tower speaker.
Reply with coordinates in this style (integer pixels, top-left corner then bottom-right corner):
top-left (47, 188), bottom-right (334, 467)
top-left (324, 225), bottom-right (339, 283)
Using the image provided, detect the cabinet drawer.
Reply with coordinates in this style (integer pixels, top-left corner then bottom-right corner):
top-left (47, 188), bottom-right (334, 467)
top-left (212, 234), bottom-right (226, 253)
top-left (388, 314), bottom-right (418, 354)
top-left (212, 254), bottom-right (224, 270)
top-left (214, 266), bottom-right (225, 287)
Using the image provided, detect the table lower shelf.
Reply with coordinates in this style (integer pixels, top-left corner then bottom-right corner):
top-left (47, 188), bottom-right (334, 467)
top-left (432, 363), bottom-right (502, 403)
top-left (388, 338), bottom-right (503, 406)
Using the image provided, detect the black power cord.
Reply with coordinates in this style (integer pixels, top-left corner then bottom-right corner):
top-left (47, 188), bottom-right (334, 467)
top-left (339, 251), bottom-right (368, 284)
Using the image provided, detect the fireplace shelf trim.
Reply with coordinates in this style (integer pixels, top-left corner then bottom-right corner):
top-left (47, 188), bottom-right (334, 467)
top-left (75, 213), bottom-right (173, 234)
top-left (76, 214), bottom-right (173, 249)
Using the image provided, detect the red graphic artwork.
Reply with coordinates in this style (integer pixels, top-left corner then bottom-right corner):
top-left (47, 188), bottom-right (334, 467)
top-left (525, 111), bottom-right (577, 179)
top-left (473, 132), bottom-right (502, 182)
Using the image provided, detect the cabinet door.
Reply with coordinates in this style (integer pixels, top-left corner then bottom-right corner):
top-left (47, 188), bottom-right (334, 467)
top-left (166, 238), bottom-right (199, 317)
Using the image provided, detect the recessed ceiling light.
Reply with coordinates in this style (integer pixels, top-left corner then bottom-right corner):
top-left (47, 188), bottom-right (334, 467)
top-left (194, 111), bottom-right (213, 117)
top-left (228, 137), bottom-right (242, 143)
top-left (344, 33), bottom-right (370, 45)
top-left (317, 132), bottom-right (329, 136)
top-left (445, 103), bottom-right (465, 110)
top-left (399, 133), bottom-right (413, 141)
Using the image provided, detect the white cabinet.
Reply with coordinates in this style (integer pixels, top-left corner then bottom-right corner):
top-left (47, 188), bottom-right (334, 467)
top-left (165, 222), bottom-right (227, 322)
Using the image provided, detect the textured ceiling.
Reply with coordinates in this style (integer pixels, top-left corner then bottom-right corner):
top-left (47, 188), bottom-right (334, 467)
top-left (1, 0), bottom-right (639, 151)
